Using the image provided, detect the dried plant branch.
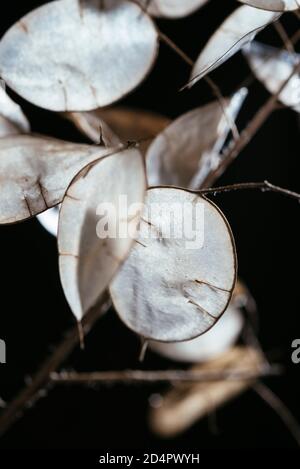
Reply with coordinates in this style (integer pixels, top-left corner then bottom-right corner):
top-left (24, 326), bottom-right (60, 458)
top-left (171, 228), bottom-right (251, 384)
top-left (293, 9), bottom-right (300, 21)
top-left (149, 346), bottom-right (266, 436)
top-left (158, 24), bottom-right (300, 184)
top-left (158, 31), bottom-right (194, 67)
top-left (273, 20), bottom-right (295, 53)
top-left (198, 180), bottom-right (300, 201)
top-left (0, 2), bottom-right (298, 446)
top-left (290, 28), bottom-right (300, 45)
top-left (204, 75), bottom-right (240, 140)
top-left (6, 150), bottom-right (296, 438)
top-left (50, 364), bottom-right (282, 385)
top-left (158, 30), bottom-right (240, 140)
top-left (254, 382), bottom-right (300, 447)
top-left (0, 295), bottom-right (111, 438)
top-left (237, 26), bottom-right (300, 92)
top-left (139, 339), bottom-right (149, 363)
top-left (200, 60), bottom-right (300, 188)
top-left (238, 286), bottom-right (268, 363)
top-left (240, 283), bottom-right (260, 333)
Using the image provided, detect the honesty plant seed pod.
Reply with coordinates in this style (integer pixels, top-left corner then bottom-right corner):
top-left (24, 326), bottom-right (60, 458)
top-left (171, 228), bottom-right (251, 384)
top-left (149, 347), bottom-right (264, 437)
top-left (65, 106), bottom-right (170, 154)
top-left (0, 135), bottom-right (113, 224)
top-left (139, 0), bottom-right (209, 18)
top-left (238, 0), bottom-right (300, 11)
top-left (0, 86), bottom-right (30, 137)
top-left (189, 5), bottom-right (280, 86)
top-left (110, 187), bottom-right (237, 342)
top-left (0, 0), bottom-right (158, 111)
top-left (58, 148), bottom-right (146, 320)
top-left (149, 304), bottom-right (243, 363)
top-left (146, 89), bottom-right (247, 189)
top-left (243, 42), bottom-right (300, 113)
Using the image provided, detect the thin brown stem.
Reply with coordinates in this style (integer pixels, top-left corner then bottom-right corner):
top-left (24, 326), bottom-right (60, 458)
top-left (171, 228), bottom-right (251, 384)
top-left (50, 365), bottom-right (282, 385)
top-left (200, 61), bottom-right (300, 188)
top-left (293, 9), bottom-right (300, 21)
top-left (158, 30), bottom-right (194, 67)
top-left (254, 382), bottom-right (300, 447)
top-left (158, 25), bottom-right (300, 178)
top-left (0, 295), bottom-right (111, 438)
top-left (204, 75), bottom-right (240, 140)
top-left (158, 29), bottom-right (240, 140)
top-left (139, 339), bottom-right (149, 363)
top-left (77, 321), bottom-right (85, 350)
top-left (237, 286), bottom-right (268, 364)
top-left (290, 28), bottom-right (300, 46)
top-left (197, 180), bottom-right (300, 202)
top-left (274, 21), bottom-right (295, 54)
top-left (237, 27), bottom-right (300, 92)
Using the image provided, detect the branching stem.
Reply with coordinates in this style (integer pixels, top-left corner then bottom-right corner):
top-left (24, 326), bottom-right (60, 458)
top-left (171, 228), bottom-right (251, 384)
top-left (198, 180), bottom-right (300, 202)
top-left (254, 382), bottom-right (300, 447)
top-left (200, 61), bottom-right (300, 188)
top-left (1, 9), bottom-right (299, 443)
top-left (50, 364), bottom-right (282, 385)
top-left (158, 23), bottom-right (300, 189)
top-left (158, 29), bottom-right (240, 140)
top-left (0, 296), bottom-right (111, 437)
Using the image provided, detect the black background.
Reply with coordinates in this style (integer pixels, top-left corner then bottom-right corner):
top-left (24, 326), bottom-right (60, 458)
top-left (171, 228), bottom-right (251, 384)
top-left (0, 0), bottom-right (300, 451)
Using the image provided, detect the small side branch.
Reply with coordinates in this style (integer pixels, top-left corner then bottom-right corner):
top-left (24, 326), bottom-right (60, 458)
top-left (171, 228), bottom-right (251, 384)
top-left (155, 26), bottom-right (300, 185)
top-left (254, 382), bottom-right (300, 447)
top-left (158, 30), bottom-right (194, 67)
top-left (0, 295), bottom-right (111, 438)
top-left (200, 61), bottom-right (300, 188)
top-left (157, 29), bottom-right (240, 140)
top-left (198, 180), bottom-right (300, 202)
top-left (50, 364), bottom-right (282, 385)
top-left (273, 21), bottom-right (295, 54)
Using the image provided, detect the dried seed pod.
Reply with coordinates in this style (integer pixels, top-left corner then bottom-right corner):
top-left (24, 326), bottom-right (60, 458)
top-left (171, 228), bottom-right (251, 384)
top-left (149, 304), bottom-right (243, 363)
top-left (149, 280), bottom-right (249, 363)
top-left (37, 207), bottom-right (60, 237)
top-left (138, 0), bottom-right (209, 18)
top-left (110, 187), bottom-right (237, 342)
top-left (58, 148), bottom-right (146, 320)
top-left (0, 135), bottom-right (112, 224)
top-left (63, 112), bottom-right (121, 148)
top-left (243, 42), bottom-right (300, 112)
top-left (0, 86), bottom-right (30, 137)
top-left (149, 346), bottom-right (264, 437)
top-left (189, 5), bottom-right (280, 86)
top-left (146, 89), bottom-right (247, 189)
top-left (65, 106), bottom-right (170, 153)
top-left (0, 0), bottom-right (158, 111)
top-left (38, 106), bottom-right (170, 237)
top-left (238, 0), bottom-right (300, 11)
